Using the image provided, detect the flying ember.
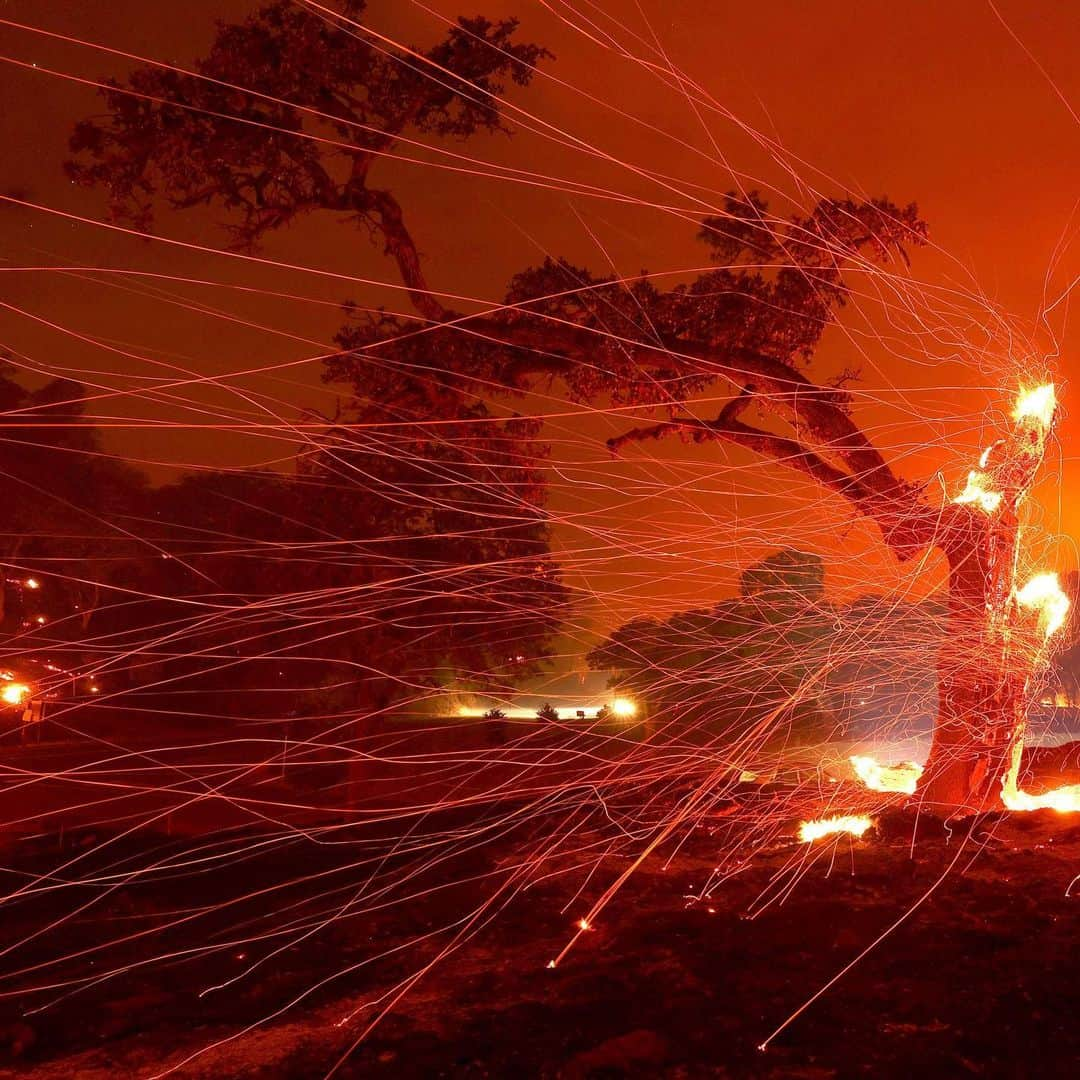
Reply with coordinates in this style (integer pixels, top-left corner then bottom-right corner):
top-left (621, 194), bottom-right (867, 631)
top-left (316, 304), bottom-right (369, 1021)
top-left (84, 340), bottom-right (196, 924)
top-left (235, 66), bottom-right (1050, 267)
top-left (5, 0), bottom-right (1080, 1073)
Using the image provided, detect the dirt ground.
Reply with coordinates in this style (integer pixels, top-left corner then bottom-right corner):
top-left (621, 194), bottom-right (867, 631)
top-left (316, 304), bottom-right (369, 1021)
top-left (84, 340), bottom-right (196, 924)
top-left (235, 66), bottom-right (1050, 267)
top-left (0, 794), bottom-right (1077, 1079)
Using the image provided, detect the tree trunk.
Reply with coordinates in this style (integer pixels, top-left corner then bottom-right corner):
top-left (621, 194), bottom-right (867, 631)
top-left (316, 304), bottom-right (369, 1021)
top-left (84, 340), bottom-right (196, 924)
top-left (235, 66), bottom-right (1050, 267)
top-left (918, 511), bottom-right (1027, 814)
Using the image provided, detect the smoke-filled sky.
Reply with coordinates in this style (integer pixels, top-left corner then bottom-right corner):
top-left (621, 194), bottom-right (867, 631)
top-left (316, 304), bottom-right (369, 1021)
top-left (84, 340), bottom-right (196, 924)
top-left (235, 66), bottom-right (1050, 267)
top-left (2, 0), bottom-right (1079, 640)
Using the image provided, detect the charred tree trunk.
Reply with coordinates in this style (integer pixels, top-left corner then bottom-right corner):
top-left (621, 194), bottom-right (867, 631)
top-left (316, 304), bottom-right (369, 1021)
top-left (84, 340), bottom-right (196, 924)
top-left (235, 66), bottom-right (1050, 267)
top-left (917, 395), bottom-right (1053, 814)
top-left (919, 522), bottom-right (1026, 812)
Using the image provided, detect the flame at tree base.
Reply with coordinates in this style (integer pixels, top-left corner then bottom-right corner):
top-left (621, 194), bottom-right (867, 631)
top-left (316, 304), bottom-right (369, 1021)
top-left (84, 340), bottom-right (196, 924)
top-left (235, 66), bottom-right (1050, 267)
top-left (1001, 784), bottom-right (1080, 813)
top-left (1001, 734), bottom-right (1080, 813)
top-left (848, 750), bottom-right (1080, 814)
top-left (848, 561), bottom-right (1075, 814)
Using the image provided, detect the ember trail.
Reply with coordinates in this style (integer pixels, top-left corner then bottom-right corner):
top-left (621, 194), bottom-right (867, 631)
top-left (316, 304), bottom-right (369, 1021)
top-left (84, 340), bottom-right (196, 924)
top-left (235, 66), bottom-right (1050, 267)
top-left (1, 2), bottom-right (1079, 1076)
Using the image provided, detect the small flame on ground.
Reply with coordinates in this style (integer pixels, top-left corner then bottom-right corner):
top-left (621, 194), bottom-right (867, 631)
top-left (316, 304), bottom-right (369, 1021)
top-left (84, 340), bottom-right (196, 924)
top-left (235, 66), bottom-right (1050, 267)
top-left (1016, 572), bottom-right (1070, 639)
top-left (954, 470), bottom-right (1002, 513)
top-left (850, 755), bottom-right (923, 795)
top-left (0, 682), bottom-right (30, 706)
top-left (797, 814), bottom-right (873, 843)
top-left (1013, 383), bottom-right (1056, 428)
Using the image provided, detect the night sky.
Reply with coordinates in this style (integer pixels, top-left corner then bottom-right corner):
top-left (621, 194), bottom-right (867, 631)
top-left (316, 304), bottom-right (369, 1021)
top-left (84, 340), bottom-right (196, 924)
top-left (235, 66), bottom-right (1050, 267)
top-left (3, 0), bottom-right (1079, 632)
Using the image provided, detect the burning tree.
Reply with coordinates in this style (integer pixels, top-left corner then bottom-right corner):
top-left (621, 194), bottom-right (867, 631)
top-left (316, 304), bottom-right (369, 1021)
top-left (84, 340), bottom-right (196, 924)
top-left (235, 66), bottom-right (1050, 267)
top-left (923, 387), bottom-right (1068, 811)
top-left (66, 0), bottom-right (1069, 814)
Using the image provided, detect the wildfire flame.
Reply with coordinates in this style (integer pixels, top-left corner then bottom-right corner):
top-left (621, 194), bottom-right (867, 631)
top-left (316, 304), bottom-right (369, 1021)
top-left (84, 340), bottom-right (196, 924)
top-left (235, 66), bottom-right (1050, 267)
top-left (1002, 782), bottom-right (1080, 813)
top-left (849, 755), bottom-right (923, 795)
top-left (953, 384), bottom-right (1056, 514)
top-left (999, 565), bottom-right (1073, 812)
top-left (797, 814), bottom-right (873, 843)
top-left (1012, 383), bottom-right (1056, 428)
top-left (953, 470), bottom-right (1002, 513)
top-left (1002, 734), bottom-right (1080, 813)
top-left (1015, 572), bottom-right (1070, 640)
top-left (0, 682), bottom-right (30, 706)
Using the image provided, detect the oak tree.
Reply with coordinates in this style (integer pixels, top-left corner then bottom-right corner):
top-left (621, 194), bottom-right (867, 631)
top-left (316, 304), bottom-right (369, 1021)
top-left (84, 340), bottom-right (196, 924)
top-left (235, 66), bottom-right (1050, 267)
top-left (68, 0), bottom-right (1060, 810)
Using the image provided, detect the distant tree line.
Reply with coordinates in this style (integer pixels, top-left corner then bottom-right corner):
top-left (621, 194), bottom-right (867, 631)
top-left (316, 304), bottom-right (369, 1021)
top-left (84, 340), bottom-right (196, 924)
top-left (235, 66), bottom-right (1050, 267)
top-left (588, 549), bottom-right (947, 750)
top-left (0, 364), bottom-right (566, 725)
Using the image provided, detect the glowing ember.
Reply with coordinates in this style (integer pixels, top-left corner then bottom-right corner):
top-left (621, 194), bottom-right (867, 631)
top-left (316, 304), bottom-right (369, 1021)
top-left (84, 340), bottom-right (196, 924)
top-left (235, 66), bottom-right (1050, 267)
top-left (1016, 572), bottom-right (1070, 640)
top-left (850, 755), bottom-right (923, 795)
top-left (1, 682), bottom-right (30, 706)
top-left (953, 470), bottom-right (1002, 513)
top-left (797, 814), bottom-right (874, 843)
top-left (1012, 383), bottom-right (1056, 428)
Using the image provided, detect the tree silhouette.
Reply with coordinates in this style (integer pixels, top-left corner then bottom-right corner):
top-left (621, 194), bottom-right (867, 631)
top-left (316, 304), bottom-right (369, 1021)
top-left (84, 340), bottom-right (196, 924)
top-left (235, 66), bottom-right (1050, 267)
top-left (66, 1), bottom-right (1055, 809)
top-left (114, 434), bottom-right (566, 719)
top-left (0, 365), bottom-right (147, 652)
top-left (66, 0), bottom-right (548, 322)
top-left (593, 548), bottom-right (949, 756)
top-left (591, 550), bottom-right (842, 749)
top-left (536, 702), bottom-right (559, 722)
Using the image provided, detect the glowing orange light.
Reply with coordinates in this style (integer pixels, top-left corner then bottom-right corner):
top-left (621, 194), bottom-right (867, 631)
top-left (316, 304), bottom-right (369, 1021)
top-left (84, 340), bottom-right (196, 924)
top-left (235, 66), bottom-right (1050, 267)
top-left (1002, 739), bottom-right (1080, 813)
top-left (24, 577), bottom-right (40, 590)
top-left (1040, 692), bottom-right (1071, 708)
top-left (1012, 383), bottom-right (1056, 428)
top-left (610, 697), bottom-right (637, 718)
top-left (797, 814), bottom-right (873, 843)
top-left (850, 755), bottom-right (923, 795)
top-left (1001, 685), bottom-right (1080, 813)
top-left (953, 470), bottom-right (1002, 513)
top-left (577, 917), bottom-right (591, 931)
top-left (1003, 783), bottom-right (1080, 814)
top-left (1016, 572), bottom-right (1070, 640)
top-left (1, 682), bottom-right (30, 706)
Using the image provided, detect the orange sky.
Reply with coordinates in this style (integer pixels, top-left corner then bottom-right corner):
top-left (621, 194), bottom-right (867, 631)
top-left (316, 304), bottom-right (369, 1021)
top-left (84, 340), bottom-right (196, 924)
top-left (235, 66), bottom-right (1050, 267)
top-left (2, 0), bottom-right (1079, 639)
